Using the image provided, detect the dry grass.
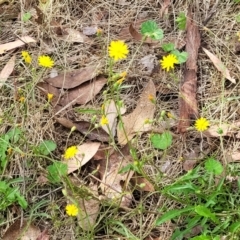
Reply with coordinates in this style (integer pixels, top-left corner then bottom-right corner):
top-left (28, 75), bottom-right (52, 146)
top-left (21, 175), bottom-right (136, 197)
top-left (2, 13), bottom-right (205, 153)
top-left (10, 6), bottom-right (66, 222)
top-left (1, 0), bottom-right (240, 239)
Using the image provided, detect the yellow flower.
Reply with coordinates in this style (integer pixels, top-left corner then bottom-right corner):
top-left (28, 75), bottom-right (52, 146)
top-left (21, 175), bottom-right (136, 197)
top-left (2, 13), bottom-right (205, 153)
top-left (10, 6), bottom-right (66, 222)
top-left (160, 54), bottom-right (178, 72)
top-left (21, 51), bottom-right (32, 64)
top-left (100, 115), bottom-right (109, 126)
top-left (120, 71), bottom-right (127, 78)
top-left (195, 117), bottom-right (210, 132)
top-left (64, 146), bottom-right (78, 159)
top-left (108, 40), bottom-right (129, 61)
top-left (47, 93), bottom-right (54, 101)
top-left (38, 55), bottom-right (54, 68)
top-left (66, 204), bottom-right (78, 216)
top-left (116, 77), bottom-right (125, 85)
top-left (19, 96), bottom-right (25, 103)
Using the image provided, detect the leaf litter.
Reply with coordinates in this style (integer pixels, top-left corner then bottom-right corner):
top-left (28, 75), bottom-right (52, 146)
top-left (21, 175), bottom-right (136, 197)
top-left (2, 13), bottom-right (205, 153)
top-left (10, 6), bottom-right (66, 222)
top-left (117, 79), bottom-right (156, 145)
top-left (0, 55), bottom-right (15, 89)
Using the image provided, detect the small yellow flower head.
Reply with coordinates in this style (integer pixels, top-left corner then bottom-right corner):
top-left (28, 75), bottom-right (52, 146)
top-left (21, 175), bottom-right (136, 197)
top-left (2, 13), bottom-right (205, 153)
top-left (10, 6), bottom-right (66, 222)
top-left (160, 54), bottom-right (178, 72)
top-left (237, 32), bottom-right (240, 41)
top-left (108, 40), bottom-right (129, 61)
top-left (47, 93), bottom-right (54, 101)
top-left (195, 117), bottom-right (210, 132)
top-left (148, 94), bottom-right (154, 101)
top-left (64, 146), bottom-right (78, 159)
top-left (66, 204), bottom-right (79, 216)
top-left (116, 77), bottom-right (125, 85)
top-left (19, 96), bottom-right (25, 103)
top-left (97, 28), bottom-right (103, 36)
top-left (21, 51), bottom-right (32, 64)
top-left (100, 115), bottom-right (109, 126)
top-left (120, 71), bottom-right (127, 78)
top-left (38, 55), bottom-right (54, 68)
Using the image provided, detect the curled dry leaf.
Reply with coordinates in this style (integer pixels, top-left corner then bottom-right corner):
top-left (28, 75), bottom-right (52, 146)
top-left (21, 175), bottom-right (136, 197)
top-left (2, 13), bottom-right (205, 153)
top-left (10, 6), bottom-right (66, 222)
top-left (0, 36), bottom-right (36, 54)
top-left (0, 55), bottom-right (15, 89)
top-left (117, 80), bottom-right (156, 145)
top-left (44, 65), bottom-right (99, 89)
top-left (227, 152), bottom-right (240, 162)
top-left (64, 142), bottom-right (100, 174)
top-left (202, 47), bottom-right (235, 84)
top-left (55, 118), bottom-right (110, 142)
top-left (131, 174), bottom-right (155, 192)
top-left (101, 100), bottom-right (126, 137)
top-left (59, 28), bottom-right (92, 44)
top-left (99, 147), bottom-right (134, 207)
top-left (3, 219), bottom-right (41, 240)
top-left (203, 121), bottom-right (240, 137)
top-left (59, 76), bottom-right (107, 106)
top-left (178, 9), bottom-right (200, 133)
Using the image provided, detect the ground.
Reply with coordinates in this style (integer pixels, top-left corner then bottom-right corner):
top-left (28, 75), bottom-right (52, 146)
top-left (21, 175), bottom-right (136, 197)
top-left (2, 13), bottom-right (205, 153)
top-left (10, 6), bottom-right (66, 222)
top-left (1, 0), bottom-right (240, 239)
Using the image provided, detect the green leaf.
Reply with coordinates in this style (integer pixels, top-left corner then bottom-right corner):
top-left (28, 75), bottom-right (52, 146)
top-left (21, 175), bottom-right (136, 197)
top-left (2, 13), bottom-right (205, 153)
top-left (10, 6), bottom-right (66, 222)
top-left (22, 12), bottom-right (31, 22)
top-left (171, 50), bottom-right (188, 64)
top-left (204, 157), bottom-right (223, 175)
top-left (140, 20), bottom-right (164, 40)
top-left (156, 207), bottom-right (193, 225)
top-left (191, 236), bottom-right (212, 240)
top-left (6, 127), bottom-right (22, 143)
top-left (16, 193), bottom-right (28, 209)
top-left (37, 140), bottom-right (57, 156)
top-left (162, 43), bottom-right (175, 52)
top-left (47, 162), bottom-right (67, 184)
top-left (229, 221), bottom-right (240, 233)
top-left (176, 12), bottom-right (187, 30)
top-left (150, 131), bottom-right (172, 150)
top-left (194, 205), bottom-right (218, 223)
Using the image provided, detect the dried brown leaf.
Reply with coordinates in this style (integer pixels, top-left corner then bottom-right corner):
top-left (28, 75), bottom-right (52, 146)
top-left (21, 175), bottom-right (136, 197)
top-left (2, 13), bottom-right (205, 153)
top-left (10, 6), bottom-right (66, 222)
top-left (0, 36), bottom-right (36, 54)
top-left (202, 47), bottom-right (235, 84)
top-left (131, 174), bottom-right (155, 192)
top-left (118, 19), bottom-right (146, 41)
top-left (64, 142), bottom-right (100, 174)
top-left (203, 121), bottom-right (240, 137)
top-left (82, 26), bottom-right (98, 36)
top-left (37, 82), bottom-right (60, 105)
top-left (36, 229), bottom-right (49, 240)
top-left (129, 24), bottom-right (158, 43)
top-left (60, 28), bottom-right (92, 44)
top-left (99, 147), bottom-right (134, 207)
top-left (117, 80), bottom-right (156, 145)
top-left (44, 65), bottom-right (99, 89)
top-left (3, 220), bottom-right (41, 240)
top-left (101, 100), bottom-right (126, 137)
top-left (55, 118), bottom-right (110, 142)
top-left (0, 55), bottom-right (15, 89)
top-left (140, 54), bottom-right (156, 74)
top-left (59, 76), bottom-right (107, 106)
top-left (178, 9), bottom-right (200, 133)
top-left (78, 184), bottom-right (99, 230)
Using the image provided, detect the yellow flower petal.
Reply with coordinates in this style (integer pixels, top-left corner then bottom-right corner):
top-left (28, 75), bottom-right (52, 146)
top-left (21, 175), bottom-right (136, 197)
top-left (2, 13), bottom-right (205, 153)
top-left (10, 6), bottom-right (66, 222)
top-left (195, 117), bottom-right (210, 132)
top-left (160, 54), bottom-right (178, 72)
top-left (65, 204), bottom-right (78, 216)
top-left (64, 146), bottom-right (78, 159)
top-left (108, 40), bottom-right (129, 61)
top-left (21, 51), bottom-right (32, 64)
top-left (38, 55), bottom-right (54, 68)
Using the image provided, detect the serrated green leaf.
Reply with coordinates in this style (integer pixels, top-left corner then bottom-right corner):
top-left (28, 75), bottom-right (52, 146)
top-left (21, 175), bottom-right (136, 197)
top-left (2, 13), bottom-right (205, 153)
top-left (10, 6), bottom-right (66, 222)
top-left (162, 43), bottom-right (175, 52)
top-left (150, 131), bottom-right (172, 150)
top-left (191, 236), bottom-right (212, 240)
top-left (194, 205), bottom-right (218, 223)
top-left (156, 207), bottom-right (193, 225)
top-left (22, 12), bottom-right (31, 22)
top-left (204, 157), bottom-right (223, 175)
top-left (37, 140), bottom-right (57, 156)
top-left (176, 12), bottom-right (187, 30)
top-left (47, 162), bottom-right (67, 184)
top-left (140, 20), bottom-right (164, 40)
top-left (171, 50), bottom-right (188, 64)
top-left (7, 127), bottom-right (22, 143)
